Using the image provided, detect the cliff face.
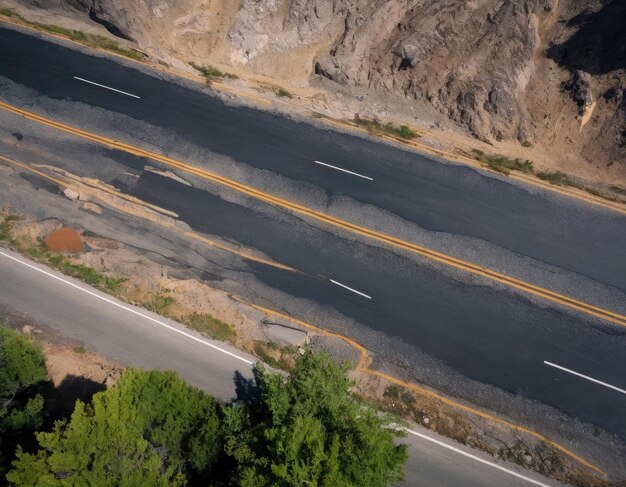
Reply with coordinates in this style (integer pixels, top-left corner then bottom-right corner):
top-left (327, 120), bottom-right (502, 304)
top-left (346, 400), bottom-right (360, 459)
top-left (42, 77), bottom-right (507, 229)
top-left (16, 0), bottom-right (626, 171)
top-left (316, 0), bottom-right (543, 145)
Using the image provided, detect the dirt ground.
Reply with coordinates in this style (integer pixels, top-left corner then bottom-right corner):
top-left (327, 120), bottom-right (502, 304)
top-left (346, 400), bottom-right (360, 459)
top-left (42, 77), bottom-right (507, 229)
top-left (42, 340), bottom-right (122, 390)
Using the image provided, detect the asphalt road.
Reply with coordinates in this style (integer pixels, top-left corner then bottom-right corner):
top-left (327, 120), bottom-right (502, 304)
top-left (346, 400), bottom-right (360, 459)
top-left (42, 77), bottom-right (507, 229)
top-left (0, 26), bottom-right (625, 295)
top-left (0, 25), bottom-right (625, 439)
top-left (130, 168), bottom-right (626, 438)
top-left (0, 249), bottom-right (564, 487)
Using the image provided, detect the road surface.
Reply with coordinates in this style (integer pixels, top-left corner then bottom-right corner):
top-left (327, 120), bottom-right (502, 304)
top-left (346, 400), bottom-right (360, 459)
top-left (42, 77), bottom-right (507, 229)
top-left (0, 249), bottom-right (564, 487)
top-left (1, 27), bottom-right (625, 294)
top-left (0, 24), bottom-right (625, 440)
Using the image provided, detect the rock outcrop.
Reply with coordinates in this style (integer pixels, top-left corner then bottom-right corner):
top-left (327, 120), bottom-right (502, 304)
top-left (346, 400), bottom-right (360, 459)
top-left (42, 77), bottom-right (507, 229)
top-left (13, 0), bottom-right (626, 171)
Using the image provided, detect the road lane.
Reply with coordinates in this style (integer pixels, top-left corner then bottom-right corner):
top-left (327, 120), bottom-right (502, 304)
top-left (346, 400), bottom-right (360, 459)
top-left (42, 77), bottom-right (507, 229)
top-left (0, 125), bottom-right (624, 437)
top-left (2, 99), bottom-right (623, 327)
top-left (0, 249), bottom-right (565, 487)
top-left (122, 168), bottom-right (626, 438)
top-left (0, 249), bottom-right (255, 400)
top-left (1, 26), bottom-right (625, 295)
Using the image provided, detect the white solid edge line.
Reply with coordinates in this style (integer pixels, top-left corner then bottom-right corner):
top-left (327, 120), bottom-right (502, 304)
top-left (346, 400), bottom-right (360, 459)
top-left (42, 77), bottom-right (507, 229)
top-left (0, 251), bottom-right (574, 485)
top-left (0, 251), bottom-right (253, 365)
top-left (314, 160), bottom-right (373, 181)
top-left (329, 279), bottom-right (372, 299)
top-left (544, 360), bottom-right (626, 395)
top-left (405, 429), bottom-right (553, 487)
top-left (73, 76), bottom-right (141, 99)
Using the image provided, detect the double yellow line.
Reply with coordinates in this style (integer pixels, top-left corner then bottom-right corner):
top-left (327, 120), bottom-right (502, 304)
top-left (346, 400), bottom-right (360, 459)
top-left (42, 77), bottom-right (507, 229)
top-left (0, 152), bottom-right (295, 273)
top-left (2, 100), bottom-right (625, 328)
top-left (0, 101), bottom-right (612, 474)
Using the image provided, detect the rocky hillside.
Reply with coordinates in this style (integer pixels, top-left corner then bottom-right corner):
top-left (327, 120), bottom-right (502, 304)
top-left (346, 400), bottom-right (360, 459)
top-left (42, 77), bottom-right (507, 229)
top-left (13, 0), bottom-right (626, 174)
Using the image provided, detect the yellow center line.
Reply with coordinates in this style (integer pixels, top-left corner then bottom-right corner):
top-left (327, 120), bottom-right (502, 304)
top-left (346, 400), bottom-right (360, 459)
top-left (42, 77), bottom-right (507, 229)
top-left (182, 231), bottom-right (297, 272)
top-left (0, 153), bottom-right (68, 187)
top-left (1, 100), bottom-right (625, 328)
top-left (0, 133), bottom-right (607, 476)
top-left (0, 153), bottom-right (297, 273)
top-left (3, 13), bottom-right (625, 217)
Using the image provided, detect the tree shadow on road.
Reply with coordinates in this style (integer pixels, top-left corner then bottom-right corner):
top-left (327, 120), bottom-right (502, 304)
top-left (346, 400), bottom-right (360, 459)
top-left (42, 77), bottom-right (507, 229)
top-left (233, 370), bottom-right (259, 403)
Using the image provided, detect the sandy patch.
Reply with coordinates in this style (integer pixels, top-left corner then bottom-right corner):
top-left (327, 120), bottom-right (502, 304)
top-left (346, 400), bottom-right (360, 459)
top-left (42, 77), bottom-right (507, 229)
top-left (45, 227), bottom-right (84, 253)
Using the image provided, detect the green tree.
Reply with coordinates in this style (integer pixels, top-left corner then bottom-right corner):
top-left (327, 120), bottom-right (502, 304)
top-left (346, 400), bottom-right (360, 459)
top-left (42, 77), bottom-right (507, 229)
top-left (223, 351), bottom-right (408, 487)
top-left (8, 368), bottom-right (222, 486)
top-left (0, 325), bottom-right (47, 475)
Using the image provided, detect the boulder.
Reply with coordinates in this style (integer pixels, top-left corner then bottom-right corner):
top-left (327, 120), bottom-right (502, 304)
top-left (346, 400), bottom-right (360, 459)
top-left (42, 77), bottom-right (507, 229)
top-left (63, 187), bottom-right (80, 201)
top-left (263, 322), bottom-right (308, 347)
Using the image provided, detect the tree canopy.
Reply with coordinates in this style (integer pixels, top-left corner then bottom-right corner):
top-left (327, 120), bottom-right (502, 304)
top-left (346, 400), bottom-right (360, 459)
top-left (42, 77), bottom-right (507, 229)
top-left (6, 350), bottom-right (408, 486)
top-left (0, 325), bottom-right (47, 431)
top-left (223, 352), bottom-right (408, 487)
top-left (0, 325), bottom-right (47, 476)
top-left (8, 369), bottom-right (221, 486)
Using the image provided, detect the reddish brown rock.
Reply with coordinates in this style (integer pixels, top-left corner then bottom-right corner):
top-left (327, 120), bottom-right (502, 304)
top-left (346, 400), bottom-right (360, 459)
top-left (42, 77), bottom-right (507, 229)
top-left (45, 227), bottom-right (84, 253)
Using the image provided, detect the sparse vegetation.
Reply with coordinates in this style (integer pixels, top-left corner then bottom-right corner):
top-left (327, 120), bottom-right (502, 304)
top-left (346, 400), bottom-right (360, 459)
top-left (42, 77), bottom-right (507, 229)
top-left (190, 62), bottom-right (238, 83)
top-left (0, 7), bottom-right (17, 17)
top-left (10, 239), bottom-right (125, 294)
top-left (276, 87), bottom-right (293, 99)
top-left (39, 23), bottom-right (87, 42)
top-left (584, 187), bottom-right (602, 197)
top-left (353, 114), bottom-right (419, 140)
top-left (72, 345), bottom-right (86, 354)
top-left (0, 8), bottom-right (145, 61)
top-left (144, 294), bottom-right (176, 314)
top-left (38, 24), bottom-right (145, 60)
top-left (386, 123), bottom-right (418, 139)
top-left (45, 251), bottom-right (125, 293)
top-left (251, 340), bottom-right (297, 371)
top-left (469, 153), bottom-right (622, 204)
top-left (384, 384), bottom-right (415, 406)
top-left (471, 149), bottom-right (534, 175)
top-left (536, 170), bottom-right (620, 200)
top-left (183, 312), bottom-right (237, 343)
top-left (1, 216), bottom-right (123, 294)
top-left (0, 214), bottom-right (19, 243)
top-left (194, 63), bottom-right (225, 78)
top-left (536, 170), bottom-right (577, 186)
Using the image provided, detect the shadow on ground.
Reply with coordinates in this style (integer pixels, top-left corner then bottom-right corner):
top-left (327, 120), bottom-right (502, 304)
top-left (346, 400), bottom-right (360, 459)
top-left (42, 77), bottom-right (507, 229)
top-left (233, 370), bottom-right (260, 403)
top-left (0, 374), bottom-right (106, 478)
top-left (546, 0), bottom-right (626, 75)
